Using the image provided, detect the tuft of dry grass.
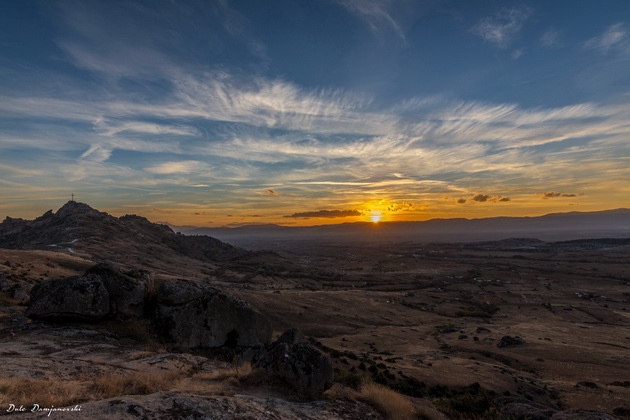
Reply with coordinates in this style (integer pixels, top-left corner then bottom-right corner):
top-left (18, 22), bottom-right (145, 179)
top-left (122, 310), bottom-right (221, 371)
top-left (0, 377), bottom-right (88, 407)
top-left (0, 369), bottom-right (184, 408)
top-left (192, 362), bottom-right (253, 383)
top-left (90, 370), bottom-right (182, 399)
top-left (359, 382), bottom-right (416, 420)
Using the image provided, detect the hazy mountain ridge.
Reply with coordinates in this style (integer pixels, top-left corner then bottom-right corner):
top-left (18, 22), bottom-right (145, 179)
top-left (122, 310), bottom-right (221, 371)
top-left (172, 208), bottom-right (630, 248)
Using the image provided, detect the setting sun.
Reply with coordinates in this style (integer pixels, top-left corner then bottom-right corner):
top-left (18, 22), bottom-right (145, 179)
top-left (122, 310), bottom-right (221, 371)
top-left (370, 211), bottom-right (382, 223)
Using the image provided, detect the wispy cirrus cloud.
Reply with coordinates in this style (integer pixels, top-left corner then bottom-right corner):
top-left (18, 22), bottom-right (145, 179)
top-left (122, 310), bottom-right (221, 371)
top-left (540, 28), bottom-right (561, 48)
top-left (333, 0), bottom-right (406, 40)
top-left (584, 23), bottom-right (628, 54)
top-left (146, 161), bottom-right (210, 175)
top-left (471, 5), bottom-right (533, 48)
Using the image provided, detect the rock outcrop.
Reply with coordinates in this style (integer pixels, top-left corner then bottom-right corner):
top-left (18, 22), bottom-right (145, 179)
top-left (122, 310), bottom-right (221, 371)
top-left (152, 278), bottom-right (272, 348)
top-left (255, 328), bottom-right (334, 396)
top-left (497, 335), bottom-right (526, 348)
top-left (0, 201), bottom-right (249, 263)
top-left (26, 264), bottom-right (272, 349)
top-left (551, 410), bottom-right (620, 420)
top-left (496, 397), bottom-right (621, 420)
top-left (26, 263), bottom-right (151, 321)
top-left (26, 273), bottom-right (111, 321)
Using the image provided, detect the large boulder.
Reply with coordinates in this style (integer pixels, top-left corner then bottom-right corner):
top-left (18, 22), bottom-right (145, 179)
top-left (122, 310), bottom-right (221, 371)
top-left (85, 263), bottom-right (152, 320)
top-left (26, 274), bottom-right (111, 321)
top-left (26, 263), bottom-right (152, 321)
top-left (256, 328), bottom-right (334, 396)
top-left (152, 278), bottom-right (272, 348)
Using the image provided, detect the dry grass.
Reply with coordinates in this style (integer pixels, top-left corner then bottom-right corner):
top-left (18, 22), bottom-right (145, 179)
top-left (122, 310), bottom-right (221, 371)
top-left (192, 362), bottom-right (253, 382)
top-left (359, 382), bottom-right (416, 420)
top-left (0, 370), bottom-right (183, 408)
top-left (90, 370), bottom-right (182, 399)
top-left (0, 377), bottom-right (88, 407)
top-left (126, 350), bottom-right (156, 361)
top-left (415, 405), bottom-right (448, 420)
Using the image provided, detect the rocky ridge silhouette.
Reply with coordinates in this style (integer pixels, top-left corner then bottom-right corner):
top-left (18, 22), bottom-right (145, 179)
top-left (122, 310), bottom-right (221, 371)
top-left (0, 201), bottom-right (249, 266)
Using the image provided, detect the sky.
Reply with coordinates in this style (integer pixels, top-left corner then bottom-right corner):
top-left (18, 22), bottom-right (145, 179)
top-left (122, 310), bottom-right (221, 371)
top-left (1, 0), bottom-right (629, 227)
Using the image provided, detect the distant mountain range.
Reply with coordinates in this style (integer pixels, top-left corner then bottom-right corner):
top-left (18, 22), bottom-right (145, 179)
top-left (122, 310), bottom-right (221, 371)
top-left (172, 208), bottom-right (630, 248)
top-left (2, 203), bottom-right (629, 257)
top-left (0, 201), bottom-right (249, 269)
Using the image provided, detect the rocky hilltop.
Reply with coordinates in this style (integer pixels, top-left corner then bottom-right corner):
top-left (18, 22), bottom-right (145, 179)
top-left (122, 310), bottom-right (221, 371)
top-left (0, 201), bottom-right (249, 269)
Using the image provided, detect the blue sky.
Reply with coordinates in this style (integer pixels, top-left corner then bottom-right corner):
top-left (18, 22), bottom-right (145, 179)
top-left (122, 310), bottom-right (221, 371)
top-left (1, 0), bottom-right (629, 226)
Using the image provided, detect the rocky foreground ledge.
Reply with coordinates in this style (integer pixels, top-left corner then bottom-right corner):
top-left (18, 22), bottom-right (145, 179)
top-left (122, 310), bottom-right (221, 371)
top-left (22, 263), bottom-right (333, 397)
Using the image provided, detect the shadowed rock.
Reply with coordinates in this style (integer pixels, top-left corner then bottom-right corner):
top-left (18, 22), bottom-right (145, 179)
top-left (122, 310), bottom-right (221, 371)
top-left (26, 263), bottom-right (151, 321)
top-left (152, 278), bottom-right (272, 348)
top-left (256, 328), bottom-right (334, 396)
top-left (85, 263), bottom-right (153, 320)
top-left (497, 335), bottom-right (526, 348)
top-left (551, 409), bottom-right (620, 419)
top-left (497, 398), bottom-right (556, 420)
top-left (26, 274), bottom-right (111, 321)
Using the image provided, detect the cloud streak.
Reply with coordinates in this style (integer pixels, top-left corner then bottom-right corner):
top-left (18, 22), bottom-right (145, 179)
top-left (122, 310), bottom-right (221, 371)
top-left (284, 209), bottom-right (363, 218)
top-left (584, 23), bottom-right (628, 54)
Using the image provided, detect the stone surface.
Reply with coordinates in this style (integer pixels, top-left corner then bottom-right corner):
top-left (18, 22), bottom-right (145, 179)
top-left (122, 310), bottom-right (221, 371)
top-left (256, 328), bottom-right (334, 396)
top-left (26, 274), bottom-right (110, 321)
top-left (152, 278), bottom-right (272, 348)
top-left (551, 410), bottom-right (620, 420)
top-left (497, 335), bottom-right (526, 348)
top-left (29, 392), bottom-right (382, 420)
top-left (85, 263), bottom-right (152, 320)
top-left (499, 402), bottom-right (556, 420)
top-left (26, 263), bottom-right (152, 321)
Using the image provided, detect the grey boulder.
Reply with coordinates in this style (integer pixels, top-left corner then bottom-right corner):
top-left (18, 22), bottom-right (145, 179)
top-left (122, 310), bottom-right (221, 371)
top-left (152, 278), bottom-right (272, 348)
top-left (256, 328), bottom-right (334, 396)
top-left (26, 274), bottom-right (111, 321)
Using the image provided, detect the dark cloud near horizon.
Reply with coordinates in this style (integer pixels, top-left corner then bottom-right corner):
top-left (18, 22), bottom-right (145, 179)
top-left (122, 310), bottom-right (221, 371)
top-left (473, 194), bottom-right (490, 202)
top-left (542, 191), bottom-right (579, 199)
top-left (284, 209), bottom-right (363, 218)
top-left (387, 201), bottom-right (414, 212)
top-left (462, 194), bottom-right (510, 203)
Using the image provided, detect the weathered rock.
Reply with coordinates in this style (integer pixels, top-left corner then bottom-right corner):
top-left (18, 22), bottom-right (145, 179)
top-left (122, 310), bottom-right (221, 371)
top-left (48, 391), bottom-right (382, 420)
top-left (26, 274), bottom-right (110, 321)
top-left (613, 407), bottom-right (630, 417)
top-left (498, 335), bottom-right (526, 348)
top-left (551, 409), bottom-right (619, 420)
top-left (152, 278), bottom-right (272, 348)
top-left (256, 328), bottom-right (334, 396)
top-left (11, 283), bottom-right (32, 303)
top-left (85, 263), bottom-right (152, 320)
top-left (26, 263), bottom-right (151, 321)
top-left (499, 402), bottom-right (556, 420)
